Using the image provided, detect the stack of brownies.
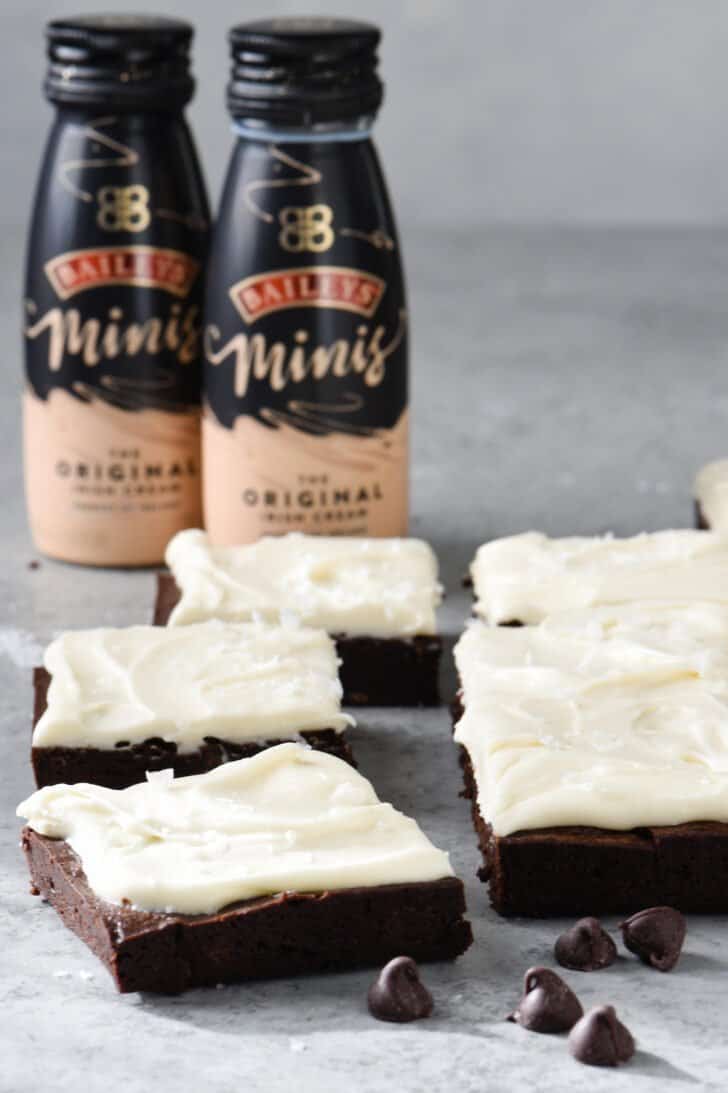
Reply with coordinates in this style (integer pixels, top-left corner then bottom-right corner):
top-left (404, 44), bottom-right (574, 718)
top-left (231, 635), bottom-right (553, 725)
top-left (19, 530), bottom-right (472, 993)
top-left (453, 525), bottom-right (728, 917)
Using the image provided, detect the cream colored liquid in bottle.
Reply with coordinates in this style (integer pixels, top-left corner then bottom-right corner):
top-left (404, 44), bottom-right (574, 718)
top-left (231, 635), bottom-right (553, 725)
top-left (203, 18), bottom-right (408, 544)
top-left (23, 15), bottom-right (209, 566)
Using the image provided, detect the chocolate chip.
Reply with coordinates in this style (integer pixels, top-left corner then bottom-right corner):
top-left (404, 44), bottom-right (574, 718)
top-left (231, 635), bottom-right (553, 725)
top-left (620, 906), bottom-right (686, 971)
top-left (367, 956), bottom-right (433, 1023)
top-left (28, 560), bottom-right (41, 571)
top-left (555, 916), bottom-right (617, 972)
top-left (569, 1005), bottom-right (635, 1067)
top-left (507, 966), bottom-right (583, 1033)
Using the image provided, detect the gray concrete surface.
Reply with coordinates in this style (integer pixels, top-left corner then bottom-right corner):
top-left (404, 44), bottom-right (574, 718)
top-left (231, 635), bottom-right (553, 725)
top-left (3, 226), bottom-right (728, 1091)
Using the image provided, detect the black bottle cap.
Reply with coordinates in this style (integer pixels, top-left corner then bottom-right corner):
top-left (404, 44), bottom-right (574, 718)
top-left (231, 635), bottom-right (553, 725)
top-left (227, 17), bottom-right (383, 126)
top-left (45, 15), bottom-right (195, 109)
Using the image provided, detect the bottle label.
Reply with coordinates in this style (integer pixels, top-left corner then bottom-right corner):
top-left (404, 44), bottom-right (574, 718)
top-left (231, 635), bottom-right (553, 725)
top-left (44, 245), bottom-right (200, 300)
top-left (25, 247), bottom-right (202, 405)
top-left (229, 266), bottom-right (385, 323)
top-left (203, 141), bottom-right (408, 543)
top-left (24, 115), bottom-right (208, 564)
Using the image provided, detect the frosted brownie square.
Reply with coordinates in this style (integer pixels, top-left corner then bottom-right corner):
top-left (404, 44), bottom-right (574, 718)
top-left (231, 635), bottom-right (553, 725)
top-left (19, 744), bottom-right (472, 993)
top-left (32, 620), bottom-right (353, 789)
top-left (469, 528), bottom-right (728, 625)
top-left (155, 530), bottom-right (443, 705)
top-left (453, 603), bottom-right (728, 916)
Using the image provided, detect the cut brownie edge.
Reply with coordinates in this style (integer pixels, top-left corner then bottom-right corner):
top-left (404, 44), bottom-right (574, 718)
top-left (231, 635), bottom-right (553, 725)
top-left (452, 693), bottom-right (728, 916)
top-left (154, 573), bottom-right (442, 707)
top-left (152, 571), bottom-right (182, 626)
top-left (695, 500), bottom-right (710, 530)
top-left (32, 667), bottom-right (355, 790)
top-left (22, 828), bottom-right (473, 994)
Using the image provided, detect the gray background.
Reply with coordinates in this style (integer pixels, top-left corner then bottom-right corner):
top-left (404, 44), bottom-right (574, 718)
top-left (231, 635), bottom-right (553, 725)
top-left (4, 4), bottom-right (728, 1092)
top-left (5, 0), bottom-right (728, 233)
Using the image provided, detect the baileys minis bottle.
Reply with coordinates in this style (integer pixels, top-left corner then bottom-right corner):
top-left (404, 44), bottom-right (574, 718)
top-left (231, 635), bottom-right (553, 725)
top-left (24, 16), bottom-right (209, 566)
top-left (204, 18), bottom-right (408, 543)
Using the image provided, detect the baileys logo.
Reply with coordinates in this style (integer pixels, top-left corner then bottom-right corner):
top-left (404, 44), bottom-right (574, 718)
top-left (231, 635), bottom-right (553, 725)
top-left (45, 246), bottom-right (199, 300)
top-left (229, 266), bottom-right (385, 323)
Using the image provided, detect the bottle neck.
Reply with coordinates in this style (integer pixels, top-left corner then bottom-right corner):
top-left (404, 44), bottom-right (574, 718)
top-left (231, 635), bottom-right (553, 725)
top-left (232, 114), bottom-right (375, 144)
top-left (52, 102), bottom-right (186, 122)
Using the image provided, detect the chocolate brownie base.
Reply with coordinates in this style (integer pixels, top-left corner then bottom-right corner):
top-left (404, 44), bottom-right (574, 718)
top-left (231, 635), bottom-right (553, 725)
top-left (153, 573), bottom-right (442, 707)
top-left (22, 828), bottom-right (473, 994)
top-left (452, 695), bottom-right (728, 916)
top-left (32, 667), bottom-right (354, 790)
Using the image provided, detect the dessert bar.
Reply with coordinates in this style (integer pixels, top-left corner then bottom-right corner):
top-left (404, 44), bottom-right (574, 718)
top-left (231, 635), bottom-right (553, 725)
top-left (155, 530), bottom-right (443, 706)
top-left (19, 744), bottom-right (472, 992)
top-left (32, 621), bottom-right (353, 789)
top-left (469, 528), bottom-right (728, 625)
top-left (453, 604), bottom-right (728, 915)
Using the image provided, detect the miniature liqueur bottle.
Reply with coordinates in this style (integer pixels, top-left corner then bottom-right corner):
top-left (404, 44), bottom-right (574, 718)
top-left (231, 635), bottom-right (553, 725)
top-left (24, 16), bottom-right (209, 566)
top-left (203, 18), bottom-right (408, 543)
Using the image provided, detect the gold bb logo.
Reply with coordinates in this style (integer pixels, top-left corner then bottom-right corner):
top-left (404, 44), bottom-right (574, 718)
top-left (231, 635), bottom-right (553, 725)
top-left (278, 204), bottom-right (334, 253)
top-left (96, 185), bottom-right (151, 232)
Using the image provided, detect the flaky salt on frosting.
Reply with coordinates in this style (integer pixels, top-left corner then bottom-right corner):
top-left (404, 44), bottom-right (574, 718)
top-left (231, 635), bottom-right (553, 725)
top-left (695, 460), bottom-right (728, 533)
top-left (454, 603), bottom-right (728, 836)
top-left (33, 621), bottom-right (351, 751)
top-left (470, 529), bottom-right (728, 625)
top-left (165, 530), bottom-right (441, 636)
top-left (17, 743), bottom-right (454, 914)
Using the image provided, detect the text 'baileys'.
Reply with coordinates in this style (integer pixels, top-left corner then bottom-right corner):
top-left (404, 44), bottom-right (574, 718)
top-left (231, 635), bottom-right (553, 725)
top-left (23, 15), bottom-right (209, 566)
top-left (202, 17), bottom-right (409, 544)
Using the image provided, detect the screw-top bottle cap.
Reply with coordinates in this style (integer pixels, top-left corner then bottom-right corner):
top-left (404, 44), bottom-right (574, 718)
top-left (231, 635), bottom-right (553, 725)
top-left (227, 17), bottom-right (383, 126)
top-left (45, 15), bottom-right (195, 109)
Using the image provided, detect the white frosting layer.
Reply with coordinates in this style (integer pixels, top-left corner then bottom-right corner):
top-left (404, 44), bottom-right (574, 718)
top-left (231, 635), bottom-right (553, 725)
top-left (17, 743), bottom-right (454, 914)
top-left (33, 621), bottom-right (351, 751)
top-left (470, 529), bottom-right (728, 624)
top-left (695, 460), bottom-right (728, 533)
top-left (165, 530), bottom-right (441, 637)
top-left (454, 603), bottom-right (728, 836)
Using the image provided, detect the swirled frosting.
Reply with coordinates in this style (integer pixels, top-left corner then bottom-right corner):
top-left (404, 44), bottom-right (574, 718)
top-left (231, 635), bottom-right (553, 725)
top-left (470, 529), bottom-right (728, 624)
top-left (17, 743), bottom-right (454, 914)
top-left (33, 620), bottom-right (351, 750)
top-left (454, 603), bottom-right (728, 836)
top-left (165, 529), bottom-right (441, 636)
